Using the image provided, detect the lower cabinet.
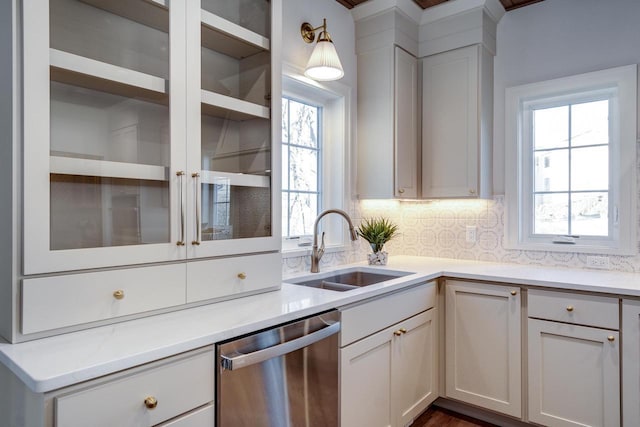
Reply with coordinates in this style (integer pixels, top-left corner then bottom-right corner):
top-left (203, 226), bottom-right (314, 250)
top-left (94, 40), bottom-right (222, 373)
top-left (444, 280), bottom-right (522, 418)
top-left (341, 309), bottom-right (437, 427)
top-left (527, 289), bottom-right (620, 427)
top-left (623, 299), bottom-right (640, 427)
top-left (339, 282), bottom-right (438, 427)
top-left (50, 346), bottom-right (215, 427)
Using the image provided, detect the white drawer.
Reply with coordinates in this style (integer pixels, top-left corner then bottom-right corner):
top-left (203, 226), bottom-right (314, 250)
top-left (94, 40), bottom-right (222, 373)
top-left (340, 281), bottom-right (436, 347)
top-left (55, 348), bottom-right (214, 427)
top-left (528, 289), bottom-right (619, 329)
top-left (22, 264), bottom-right (186, 334)
top-left (186, 252), bottom-right (281, 303)
top-left (156, 403), bottom-right (214, 427)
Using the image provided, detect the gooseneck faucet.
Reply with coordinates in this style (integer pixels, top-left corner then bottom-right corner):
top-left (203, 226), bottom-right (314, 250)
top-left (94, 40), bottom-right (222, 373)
top-left (311, 209), bottom-right (359, 273)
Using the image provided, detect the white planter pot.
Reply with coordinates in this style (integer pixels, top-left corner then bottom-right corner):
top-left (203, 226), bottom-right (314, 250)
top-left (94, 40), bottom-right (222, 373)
top-left (367, 251), bottom-right (388, 266)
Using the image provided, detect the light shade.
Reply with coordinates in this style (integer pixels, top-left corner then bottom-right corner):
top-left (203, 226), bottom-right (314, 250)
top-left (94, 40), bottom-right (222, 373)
top-left (304, 40), bottom-right (344, 81)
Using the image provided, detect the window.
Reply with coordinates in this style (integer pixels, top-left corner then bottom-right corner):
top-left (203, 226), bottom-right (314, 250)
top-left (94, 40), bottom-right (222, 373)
top-left (505, 65), bottom-right (637, 254)
top-left (281, 97), bottom-right (322, 237)
top-left (281, 66), bottom-right (350, 254)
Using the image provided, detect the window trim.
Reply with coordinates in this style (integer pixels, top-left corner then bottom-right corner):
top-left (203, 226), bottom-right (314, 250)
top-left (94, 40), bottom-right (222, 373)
top-left (505, 64), bottom-right (637, 255)
top-left (281, 62), bottom-right (352, 255)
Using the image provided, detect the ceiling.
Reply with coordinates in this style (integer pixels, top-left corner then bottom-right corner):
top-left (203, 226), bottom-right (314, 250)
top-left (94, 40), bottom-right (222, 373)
top-left (336, 0), bottom-right (544, 12)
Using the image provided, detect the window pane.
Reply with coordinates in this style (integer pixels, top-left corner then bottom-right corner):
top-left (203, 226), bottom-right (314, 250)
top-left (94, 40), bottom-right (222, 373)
top-left (281, 146), bottom-right (289, 191)
top-left (290, 146), bottom-right (318, 191)
top-left (533, 106), bottom-right (568, 149)
top-left (534, 193), bottom-right (568, 235)
top-left (572, 192), bottom-right (608, 236)
top-left (282, 193), bottom-right (289, 236)
top-left (289, 100), bottom-right (319, 148)
top-left (282, 98), bottom-right (289, 142)
top-left (571, 100), bottom-right (609, 147)
top-left (571, 146), bottom-right (608, 191)
top-left (534, 149), bottom-right (568, 192)
top-left (288, 192), bottom-right (317, 236)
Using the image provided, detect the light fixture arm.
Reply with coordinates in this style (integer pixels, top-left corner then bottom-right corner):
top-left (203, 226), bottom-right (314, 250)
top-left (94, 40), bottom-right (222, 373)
top-left (301, 18), bottom-right (330, 44)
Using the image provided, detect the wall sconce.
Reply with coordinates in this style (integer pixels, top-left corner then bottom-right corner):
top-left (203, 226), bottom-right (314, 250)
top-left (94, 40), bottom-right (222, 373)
top-left (300, 18), bottom-right (344, 81)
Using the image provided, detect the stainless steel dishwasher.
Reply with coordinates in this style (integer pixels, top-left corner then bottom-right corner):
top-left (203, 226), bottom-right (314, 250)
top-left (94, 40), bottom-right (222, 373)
top-left (216, 310), bottom-right (340, 426)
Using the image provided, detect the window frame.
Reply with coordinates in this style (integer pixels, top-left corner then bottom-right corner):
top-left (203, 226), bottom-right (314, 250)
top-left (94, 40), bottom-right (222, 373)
top-left (280, 63), bottom-right (351, 255)
top-left (505, 64), bottom-right (637, 255)
top-left (281, 95), bottom-right (323, 239)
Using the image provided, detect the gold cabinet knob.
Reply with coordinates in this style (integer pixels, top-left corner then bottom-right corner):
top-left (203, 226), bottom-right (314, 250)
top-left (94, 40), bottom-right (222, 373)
top-left (237, 273), bottom-right (247, 280)
top-left (469, 189), bottom-right (476, 195)
top-left (399, 328), bottom-right (407, 334)
top-left (144, 396), bottom-right (158, 409)
top-left (566, 305), bottom-right (574, 312)
top-left (608, 335), bottom-right (615, 342)
top-left (113, 290), bottom-right (125, 300)
top-left (398, 188), bottom-right (405, 194)
top-left (191, 241), bottom-right (201, 246)
top-left (393, 330), bottom-right (403, 336)
top-left (510, 290), bottom-right (517, 296)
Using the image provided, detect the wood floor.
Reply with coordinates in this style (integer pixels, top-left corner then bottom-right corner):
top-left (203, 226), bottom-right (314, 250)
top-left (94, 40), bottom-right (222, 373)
top-left (412, 406), bottom-right (497, 427)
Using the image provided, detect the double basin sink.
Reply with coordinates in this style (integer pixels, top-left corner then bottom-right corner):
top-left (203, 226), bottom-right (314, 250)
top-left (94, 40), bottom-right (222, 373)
top-left (285, 267), bottom-right (412, 292)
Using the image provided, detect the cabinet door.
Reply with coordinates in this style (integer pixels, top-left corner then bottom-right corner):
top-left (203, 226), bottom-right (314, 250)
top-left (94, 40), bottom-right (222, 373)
top-left (394, 47), bottom-right (419, 199)
top-left (528, 319), bottom-right (620, 427)
top-left (184, 0), bottom-right (281, 259)
top-left (623, 300), bottom-right (640, 427)
top-left (422, 45), bottom-right (479, 198)
top-left (394, 309), bottom-right (438, 427)
top-left (445, 280), bottom-right (521, 417)
top-left (23, 0), bottom-right (187, 274)
top-left (341, 324), bottom-right (394, 427)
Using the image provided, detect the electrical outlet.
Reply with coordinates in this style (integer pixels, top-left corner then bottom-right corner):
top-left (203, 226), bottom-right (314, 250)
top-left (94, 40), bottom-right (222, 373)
top-left (465, 226), bottom-right (477, 243)
top-left (586, 256), bottom-right (610, 270)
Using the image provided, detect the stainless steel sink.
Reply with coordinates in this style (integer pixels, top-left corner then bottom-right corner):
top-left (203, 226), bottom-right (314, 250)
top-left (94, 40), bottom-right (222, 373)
top-left (286, 268), bottom-right (412, 292)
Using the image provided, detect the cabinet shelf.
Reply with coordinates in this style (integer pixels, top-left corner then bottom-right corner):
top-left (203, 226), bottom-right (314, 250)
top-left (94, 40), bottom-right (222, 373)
top-left (200, 170), bottom-right (269, 188)
top-left (50, 156), bottom-right (169, 181)
top-left (201, 10), bottom-right (270, 59)
top-left (78, 0), bottom-right (169, 33)
top-left (201, 89), bottom-right (270, 121)
top-left (50, 49), bottom-right (168, 103)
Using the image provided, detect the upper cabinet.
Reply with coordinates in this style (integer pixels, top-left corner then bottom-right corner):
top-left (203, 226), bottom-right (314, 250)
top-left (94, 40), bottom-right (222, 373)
top-left (422, 44), bottom-right (493, 198)
top-left (354, 9), bottom-right (419, 199)
top-left (22, 0), bottom-right (280, 275)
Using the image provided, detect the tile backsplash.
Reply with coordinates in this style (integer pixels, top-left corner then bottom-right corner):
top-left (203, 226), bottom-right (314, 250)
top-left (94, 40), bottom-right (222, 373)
top-left (283, 195), bottom-right (640, 275)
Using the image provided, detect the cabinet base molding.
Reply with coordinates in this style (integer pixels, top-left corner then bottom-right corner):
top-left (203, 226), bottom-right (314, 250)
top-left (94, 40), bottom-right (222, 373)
top-left (432, 398), bottom-right (530, 427)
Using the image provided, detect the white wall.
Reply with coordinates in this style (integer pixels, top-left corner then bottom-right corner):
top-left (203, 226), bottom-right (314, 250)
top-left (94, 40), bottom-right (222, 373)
top-left (493, 0), bottom-right (640, 193)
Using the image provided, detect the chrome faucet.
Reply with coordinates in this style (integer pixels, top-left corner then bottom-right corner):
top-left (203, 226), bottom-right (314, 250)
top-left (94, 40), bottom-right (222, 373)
top-left (311, 209), bottom-right (359, 273)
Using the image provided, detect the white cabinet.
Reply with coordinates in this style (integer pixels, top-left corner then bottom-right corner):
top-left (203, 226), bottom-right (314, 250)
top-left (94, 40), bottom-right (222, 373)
top-left (356, 45), bottom-right (419, 199)
top-left (340, 283), bottom-right (437, 427)
top-left (422, 44), bottom-right (493, 198)
top-left (9, 0), bottom-right (282, 341)
top-left (527, 289), bottom-right (620, 427)
top-left (0, 346), bottom-right (215, 427)
top-left (444, 280), bottom-right (521, 417)
top-left (623, 299), bottom-right (640, 427)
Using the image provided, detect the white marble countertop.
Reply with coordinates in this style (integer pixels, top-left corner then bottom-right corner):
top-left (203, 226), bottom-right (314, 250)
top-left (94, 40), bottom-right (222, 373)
top-left (2, 255), bottom-right (640, 393)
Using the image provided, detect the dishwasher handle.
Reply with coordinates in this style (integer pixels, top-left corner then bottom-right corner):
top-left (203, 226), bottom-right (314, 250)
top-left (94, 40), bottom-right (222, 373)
top-left (220, 321), bottom-right (340, 371)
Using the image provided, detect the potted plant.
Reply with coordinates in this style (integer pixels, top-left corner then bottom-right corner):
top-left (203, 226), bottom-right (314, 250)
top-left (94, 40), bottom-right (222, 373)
top-left (357, 217), bottom-right (399, 265)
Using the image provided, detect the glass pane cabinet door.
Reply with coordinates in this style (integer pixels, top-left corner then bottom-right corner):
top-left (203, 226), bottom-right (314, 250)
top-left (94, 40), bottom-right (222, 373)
top-left (23, 0), bottom-right (187, 274)
top-left (185, 0), bottom-right (281, 257)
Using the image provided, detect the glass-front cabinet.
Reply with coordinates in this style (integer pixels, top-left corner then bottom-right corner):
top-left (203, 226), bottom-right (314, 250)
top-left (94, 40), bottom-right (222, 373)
top-left (22, 0), bottom-right (280, 274)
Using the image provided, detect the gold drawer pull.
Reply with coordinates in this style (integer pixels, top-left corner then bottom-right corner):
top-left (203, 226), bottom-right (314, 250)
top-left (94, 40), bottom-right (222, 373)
top-left (393, 330), bottom-right (403, 336)
top-left (510, 290), bottom-right (517, 296)
top-left (144, 396), bottom-right (158, 409)
top-left (399, 328), bottom-right (407, 334)
top-left (113, 290), bottom-right (125, 300)
top-left (608, 335), bottom-right (615, 342)
top-left (237, 273), bottom-right (247, 280)
top-left (566, 305), bottom-right (574, 312)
